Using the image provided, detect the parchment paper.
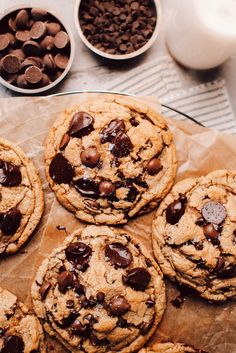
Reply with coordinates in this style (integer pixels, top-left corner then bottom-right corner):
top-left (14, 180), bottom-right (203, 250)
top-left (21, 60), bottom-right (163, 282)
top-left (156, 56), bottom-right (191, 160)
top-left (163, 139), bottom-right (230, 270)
top-left (0, 94), bottom-right (236, 353)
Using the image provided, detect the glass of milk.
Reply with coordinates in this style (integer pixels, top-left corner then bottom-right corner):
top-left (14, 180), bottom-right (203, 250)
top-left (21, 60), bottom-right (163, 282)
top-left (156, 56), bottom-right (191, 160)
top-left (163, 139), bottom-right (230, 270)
top-left (166, 0), bottom-right (236, 70)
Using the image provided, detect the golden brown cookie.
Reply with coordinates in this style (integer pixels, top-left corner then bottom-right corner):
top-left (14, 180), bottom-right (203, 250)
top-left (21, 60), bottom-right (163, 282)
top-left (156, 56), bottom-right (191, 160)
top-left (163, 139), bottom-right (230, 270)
top-left (0, 138), bottom-right (44, 255)
top-left (32, 225), bottom-right (166, 352)
top-left (152, 170), bottom-right (236, 301)
top-left (45, 95), bottom-right (177, 224)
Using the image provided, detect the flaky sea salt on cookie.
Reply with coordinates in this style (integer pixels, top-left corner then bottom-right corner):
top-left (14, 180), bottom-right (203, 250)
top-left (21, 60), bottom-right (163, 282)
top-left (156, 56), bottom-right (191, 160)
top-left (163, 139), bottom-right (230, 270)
top-left (45, 95), bottom-right (177, 225)
top-left (152, 170), bottom-right (236, 301)
top-left (32, 225), bottom-right (165, 353)
top-left (139, 342), bottom-right (203, 353)
top-left (0, 138), bottom-right (44, 255)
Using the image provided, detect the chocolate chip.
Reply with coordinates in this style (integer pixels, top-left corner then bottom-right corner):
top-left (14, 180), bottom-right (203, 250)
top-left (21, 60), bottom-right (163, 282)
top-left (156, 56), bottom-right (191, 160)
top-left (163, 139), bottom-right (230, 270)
top-left (54, 31), bottom-right (69, 49)
top-left (21, 57), bottom-right (42, 70)
top-left (111, 131), bottom-right (133, 158)
top-left (1, 335), bottom-right (24, 353)
top-left (54, 53), bottom-right (69, 70)
top-left (59, 133), bottom-right (70, 150)
top-left (99, 181), bottom-right (116, 197)
top-left (81, 299), bottom-right (90, 308)
top-left (166, 196), bottom-right (187, 225)
top-left (57, 271), bottom-right (73, 293)
top-left (123, 268), bottom-right (151, 291)
top-left (74, 179), bottom-right (99, 199)
top-left (147, 157), bottom-right (163, 175)
top-left (0, 34), bottom-right (10, 51)
top-left (105, 243), bottom-right (133, 268)
top-left (40, 36), bottom-right (54, 51)
top-left (130, 117), bottom-right (139, 126)
top-left (203, 223), bottom-right (219, 240)
top-left (15, 10), bottom-right (29, 30)
top-left (10, 49), bottom-right (25, 61)
top-left (25, 66), bottom-right (42, 84)
top-left (218, 264), bottom-right (236, 279)
top-left (90, 333), bottom-right (109, 346)
top-left (109, 295), bottom-right (131, 316)
top-left (68, 112), bottom-right (94, 138)
top-left (81, 147), bottom-right (101, 168)
top-left (71, 320), bottom-right (90, 337)
top-left (146, 299), bottom-right (155, 307)
top-left (43, 53), bottom-right (56, 71)
top-left (39, 282), bottom-right (51, 300)
top-left (214, 256), bottom-right (225, 271)
top-left (201, 201), bottom-right (227, 225)
top-left (66, 299), bottom-right (75, 308)
top-left (30, 21), bottom-right (47, 40)
top-left (140, 318), bottom-right (154, 335)
top-left (0, 208), bottom-right (22, 236)
top-left (101, 119), bottom-right (126, 143)
top-left (1, 54), bottom-right (21, 74)
top-left (49, 153), bottom-right (74, 184)
top-left (56, 311), bottom-right (79, 329)
top-left (16, 74), bottom-right (28, 88)
top-left (0, 160), bottom-right (22, 186)
top-left (195, 217), bottom-right (206, 226)
top-left (8, 18), bottom-right (17, 33)
top-left (31, 8), bottom-right (48, 21)
top-left (15, 30), bottom-right (31, 42)
top-left (96, 291), bottom-right (105, 302)
top-left (23, 40), bottom-right (41, 56)
top-left (65, 242), bottom-right (92, 271)
top-left (39, 73), bottom-right (51, 87)
top-left (46, 22), bottom-right (62, 36)
top-left (117, 317), bottom-right (128, 328)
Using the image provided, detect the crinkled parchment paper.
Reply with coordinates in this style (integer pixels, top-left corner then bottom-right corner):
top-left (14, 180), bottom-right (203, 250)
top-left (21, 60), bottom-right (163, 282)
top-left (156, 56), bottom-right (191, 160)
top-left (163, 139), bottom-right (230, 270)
top-left (0, 93), bottom-right (236, 353)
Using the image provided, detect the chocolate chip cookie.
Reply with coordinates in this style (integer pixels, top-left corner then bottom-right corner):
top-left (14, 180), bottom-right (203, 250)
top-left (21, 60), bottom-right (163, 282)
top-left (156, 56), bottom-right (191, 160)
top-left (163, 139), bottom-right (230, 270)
top-left (45, 95), bottom-right (177, 225)
top-left (139, 342), bottom-right (201, 353)
top-left (0, 138), bottom-right (44, 255)
top-left (152, 170), bottom-right (236, 301)
top-left (32, 225), bottom-right (166, 352)
top-left (0, 287), bottom-right (45, 352)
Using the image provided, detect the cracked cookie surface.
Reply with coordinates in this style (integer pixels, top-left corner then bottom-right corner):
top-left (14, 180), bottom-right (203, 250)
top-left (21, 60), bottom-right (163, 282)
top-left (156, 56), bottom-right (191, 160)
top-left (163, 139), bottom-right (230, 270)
top-left (0, 287), bottom-right (45, 353)
top-left (45, 95), bottom-right (177, 224)
top-left (152, 170), bottom-right (236, 301)
top-left (139, 342), bottom-right (201, 353)
top-left (32, 225), bottom-right (166, 353)
top-left (0, 138), bottom-right (44, 255)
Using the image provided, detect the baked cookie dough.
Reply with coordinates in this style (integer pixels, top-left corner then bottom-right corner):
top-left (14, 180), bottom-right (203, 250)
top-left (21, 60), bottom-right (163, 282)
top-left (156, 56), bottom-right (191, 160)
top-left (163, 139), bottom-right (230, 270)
top-left (0, 287), bottom-right (45, 353)
top-left (0, 138), bottom-right (44, 255)
top-left (139, 342), bottom-right (202, 353)
top-left (32, 225), bottom-right (166, 353)
top-left (45, 95), bottom-right (177, 224)
top-left (152, 170), bottom-right (236, 301)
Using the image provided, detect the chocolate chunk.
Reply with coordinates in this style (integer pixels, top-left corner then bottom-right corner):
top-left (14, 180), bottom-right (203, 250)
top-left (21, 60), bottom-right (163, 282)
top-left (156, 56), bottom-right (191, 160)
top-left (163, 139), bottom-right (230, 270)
top-left (46, 22), bottom-right (62, 36)
top-left (39, 282), bottom-right (51, 300)
top-left (56, 311), bottom-right (79, 329)
top-left (147, 157), bottom-right (163, 175)
top-left (130, 117), bottom-right (139, 126)
top-left (30, 21), bottom-right (47, 40)
top-left (166, 195), bottom-right (187, 225)
top-left (101, 119), bottom-right (126, 143)
top-left (25, 66), bottom-right (42, 84)
top-left (140, 318), bottom-right (154, 335)
top-left (117, 317), bottom-right (128, 328)
top-left (0, 34), bottom-right (10, 51)
top-left (68, 112), bottom-right (94, 138)
top-left (71, 320), bottom-right (90, 336)
top-left (105, 243), bottom-right (133, 268)
top-left (96, 292), bottom-right (105, 302)
top-left (59, 133), bottom-right (70, 150)
top-left (123, 268), bottom-right (151, 291)
top-left (15, 10), bottom-right (29, 30)
top-left (1, 55), bottom-right (21, 74)
top-left (40, 36), bottom-right (54, 51)
top-left (31, 8), bottom-right (48, 21)
top-left (123, 180), bottom-right (139, 202)
top-left (49, 153), bottom-right (74, 184)
top-left (201, 201), bottom-right (227, 225)
top-left (57, 271), bottom-right (73, 293)
top-left (80, 147), bottom-right (101, 168)
top-left (0, 160), bottom-right (22, 186)
top-left (73, 279), bottom-right (85, 295)
top-left (214, 256), bottom-right (225, 271)
top-left (54, 54), bottom-right (69, 70)
top-left (146, 299), bottom-right (155, 307)
top-left (109, 295), bottom-right (131, 316)
top-left (66, 299), bottom-right (75, 308)
top-left (203, 223), bottom-right (219, 240)
top-left (218, 264), bottom-right (236, 279)
top-left (195, 217), bottom-right (207, 226)
top-left (1, 335), bottom-right (24, 353)
top-left (0, 208), bottom-right (22, 236)
top-left (99, 181), bottom-right (116, 197)
top-left (74, 179), bottom-right (99, 199)
top-left (65, 242), bottom-right (92, 271)
top-left (111, 131), bottom-right (133, 158)
top-left (15, 30), bottom-right (31, 42)
top-left (23, 40), bottom-right (41, 56)
top-left (54, 31), bottom-right (69, 49)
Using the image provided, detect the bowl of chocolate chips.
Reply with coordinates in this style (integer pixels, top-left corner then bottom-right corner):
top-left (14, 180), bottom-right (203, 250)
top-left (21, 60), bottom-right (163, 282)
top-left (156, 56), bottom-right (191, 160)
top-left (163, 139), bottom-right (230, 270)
top-left (75, 0), bottom-right (161, 60)
top-left (0, 6), bottom-right (75, 94)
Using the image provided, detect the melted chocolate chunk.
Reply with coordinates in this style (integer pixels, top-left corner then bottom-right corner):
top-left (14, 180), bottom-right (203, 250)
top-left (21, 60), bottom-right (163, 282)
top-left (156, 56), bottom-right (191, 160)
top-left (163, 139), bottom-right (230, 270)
top-left (166, 194), bottom-right (187, 225)
top-left (56, 311), bottom-right (79, 329)
top-left (71, 320), bottom-right (90, 337)
top-left (0, 208), bottom-right (22, 235)
top-left (73, 280), bottom-right (85, 295)
top-left (0, 160), bottom-right (22, 187)
top-left (49, 154), bottom-right (74, 184)
top-left (117, 317), bottom-right (128, 328)
top-left (74, 179), bottom-right (99, 199)
top-left (39, 282), bottom-right (51, 300)
top-left (1, 335), bottom-right (24, 353)
top-left (201, 201), bottom-right (227, 225)
top-left (105, 243), bottom-right (133, 268)
top-left (101, 119), bottom-right (125, 143)
top-left (109, 295), bottom-right (131, 316)
top-left (122, 268), bottom-right (151, 291)
top-left (59, 133), bottom-right (70, 150)
top-left (111, 131), bottom-right (133, 158)
top-left (218, 264), bottom-right (236, 279)
top-left (57, 271), bottom-right (73, 293)
top-left (140, 318), bottom-right (154, 335)
top-left (65, 242), bottom-right (92, 271)
top-left (68, 112), bottom-right (94, 138)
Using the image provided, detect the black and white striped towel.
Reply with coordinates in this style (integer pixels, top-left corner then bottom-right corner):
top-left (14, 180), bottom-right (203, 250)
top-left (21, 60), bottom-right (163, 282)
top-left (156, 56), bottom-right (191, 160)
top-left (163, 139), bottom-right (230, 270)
top-left (109, 56), bottom-right (236, 134)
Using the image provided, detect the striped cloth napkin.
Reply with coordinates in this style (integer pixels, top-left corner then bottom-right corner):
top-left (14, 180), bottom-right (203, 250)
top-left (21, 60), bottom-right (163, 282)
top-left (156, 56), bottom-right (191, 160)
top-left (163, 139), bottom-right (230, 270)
top-left (108, 56), bottom-right (236, 134)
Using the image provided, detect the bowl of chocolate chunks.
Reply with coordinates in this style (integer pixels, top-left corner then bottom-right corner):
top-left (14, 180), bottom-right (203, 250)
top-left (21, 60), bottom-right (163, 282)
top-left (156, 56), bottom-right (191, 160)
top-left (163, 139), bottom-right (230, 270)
top-left (0, 6), bottom-right (75, 94)
top-left (75, 0), bottom-right (162, 60)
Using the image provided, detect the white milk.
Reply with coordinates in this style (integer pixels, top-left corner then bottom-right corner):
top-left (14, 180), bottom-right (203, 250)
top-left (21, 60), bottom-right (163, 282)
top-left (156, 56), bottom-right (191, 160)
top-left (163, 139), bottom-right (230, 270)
top-left (166, 0), bottom-right (236, 70)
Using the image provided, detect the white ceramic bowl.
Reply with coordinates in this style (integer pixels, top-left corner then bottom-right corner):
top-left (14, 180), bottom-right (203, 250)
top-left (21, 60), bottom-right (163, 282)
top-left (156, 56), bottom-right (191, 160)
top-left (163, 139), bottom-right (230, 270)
top-left (75, 0), bottom-right (162, 60)
top-left (0, 5), bottom-right (75, 95)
